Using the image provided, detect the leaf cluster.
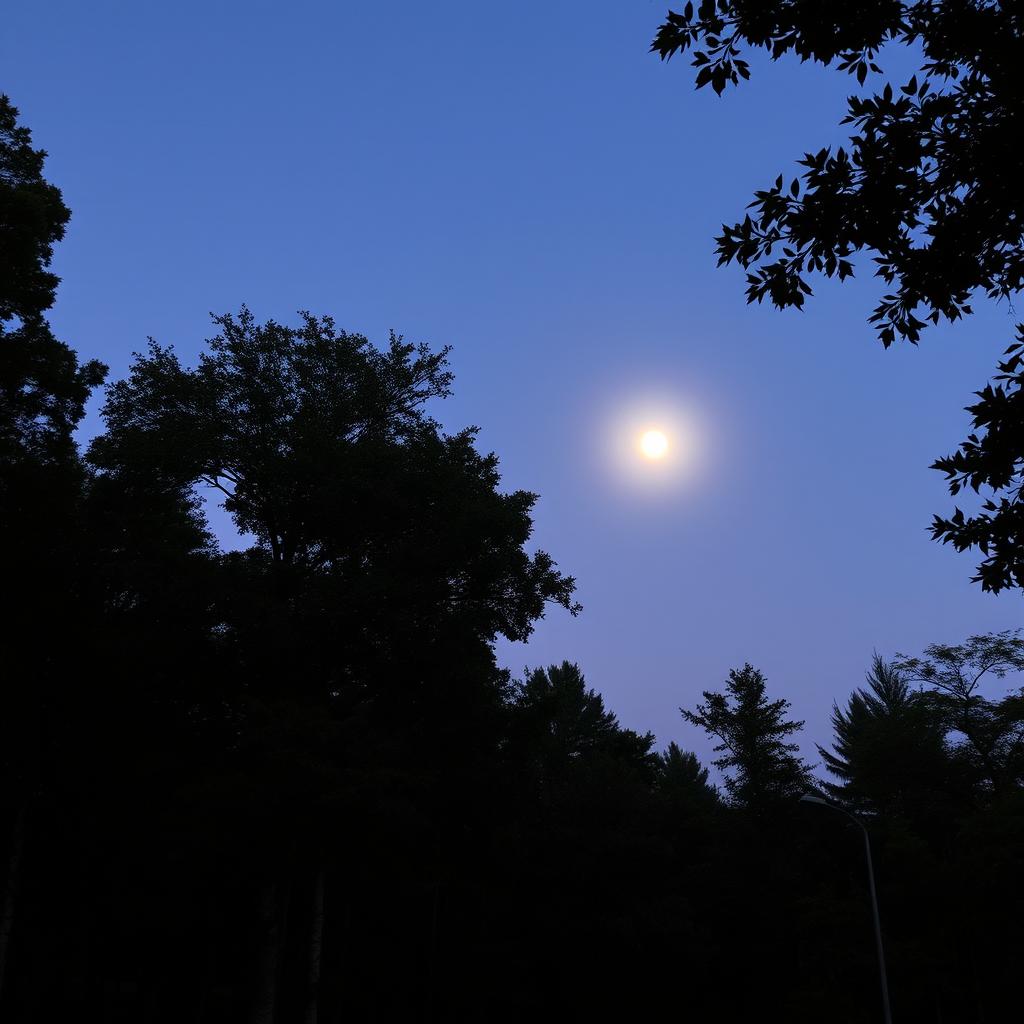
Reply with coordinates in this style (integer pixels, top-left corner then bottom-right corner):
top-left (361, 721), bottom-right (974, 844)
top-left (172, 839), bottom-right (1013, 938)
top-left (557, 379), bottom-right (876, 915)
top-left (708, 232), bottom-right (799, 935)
top-left (653, 2), bottom-right (1024, 346)
top-left (893, 631), bottom-right (1024, 789)
top-left (0, 95), bottom-right (70, 324)
top-left (0, 96), bottom-right (106, 472)
top-left (931, 327), bottom-right (1024, 590)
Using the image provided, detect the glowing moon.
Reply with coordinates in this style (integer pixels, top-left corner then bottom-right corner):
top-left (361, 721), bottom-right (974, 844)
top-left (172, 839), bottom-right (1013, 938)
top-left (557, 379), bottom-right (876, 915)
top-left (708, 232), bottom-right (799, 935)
top-left (600, 393), bottom-right (703, 494)
top-left (640, 429), bottom-right (669, 460)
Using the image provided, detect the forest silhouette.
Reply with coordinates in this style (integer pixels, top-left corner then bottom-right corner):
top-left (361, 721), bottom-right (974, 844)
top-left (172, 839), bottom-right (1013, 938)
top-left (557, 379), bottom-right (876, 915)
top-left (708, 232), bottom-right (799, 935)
top-left (4, 3), bottom-right (1024, 1019)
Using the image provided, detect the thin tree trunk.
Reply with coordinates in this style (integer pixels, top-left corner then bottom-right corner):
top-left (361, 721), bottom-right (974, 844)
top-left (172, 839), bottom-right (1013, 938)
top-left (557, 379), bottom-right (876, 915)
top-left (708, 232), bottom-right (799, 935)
top-left (249, 881), bottom-right (284, 1024)
top-left (194, 897), bottom-right (219, 1024)
top-left (143, 979), bottom-right (161, 1024)
top-left (332, 883), bottom-right (354, 1024)
top-left (0, 805), bottom-right (27, 1004)
top-left (424, 880), bottom-right (440, 1021)
top-left (304, 866), bottom-right (326, 1024)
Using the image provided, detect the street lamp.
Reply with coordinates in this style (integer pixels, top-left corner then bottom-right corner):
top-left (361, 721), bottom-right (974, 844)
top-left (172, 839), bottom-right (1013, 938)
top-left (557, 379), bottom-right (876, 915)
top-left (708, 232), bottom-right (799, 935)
top-left (800, 793), bottom-right (893, 1024)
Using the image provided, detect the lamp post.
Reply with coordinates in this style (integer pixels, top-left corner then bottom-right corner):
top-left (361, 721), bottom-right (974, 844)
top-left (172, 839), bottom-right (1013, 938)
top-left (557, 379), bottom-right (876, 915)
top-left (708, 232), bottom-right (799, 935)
top-left (800, 793), bottom-right (893, 1024)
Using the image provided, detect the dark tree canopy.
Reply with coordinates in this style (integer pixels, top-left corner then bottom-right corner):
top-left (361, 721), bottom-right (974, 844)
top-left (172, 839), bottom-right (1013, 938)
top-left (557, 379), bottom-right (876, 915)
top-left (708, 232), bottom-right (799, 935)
top-left (0, 94), bottom-right (104, 677)
top-left (89, 308), bottom-right (458, 566)
top-left (652, 3), bottom-right (1024, 591)
top-left (1, 97), bottom-right (109, 1011)
top-left (0, 95), bottom-right (104, 471)
top-left (655, 741), bottom-right (720, 811)
top-left (0, 95), bottom-right (70, 324)
top-left (894, 630), bottom-right (1024, 791)
top-left (90, 310), bottom-right (579, 693)
top-left (6, 69), bottom-right (1024, 1024)
top-left (510, 661), bottom-right (658, 777)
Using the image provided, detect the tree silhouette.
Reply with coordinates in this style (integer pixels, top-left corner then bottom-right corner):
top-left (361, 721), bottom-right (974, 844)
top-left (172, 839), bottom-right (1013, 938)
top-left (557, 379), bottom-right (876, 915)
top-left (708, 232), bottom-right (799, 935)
top-left (0, 95), bottom-right (105, 1004)
top-left (511, 662), bottom-right (654, 771)
top-left (651, 1), bottom-right (1023, 347)
top-left (654, 741), bottom-right (721, 820)
top-left (651, 3), bottom-right (1024, 590)
top-left (656, 741), bottom-right (717, 796)
top-left (0, 95), bottom-right (105, 464)
top-left (6, 72), bottom-right (1024, 1023)
top-left (895, 630), bottom-right (1024, 793)
top-left (682, 663), bottom-right (811, 811)
top-left (90, 309), bottom-right (577, 649)
top-left (818, 654), bottom-right (950, 817)
top-left (0, 95), bottom-right (70, 324)
top-left (930, 328), bottom-right (1024, 591)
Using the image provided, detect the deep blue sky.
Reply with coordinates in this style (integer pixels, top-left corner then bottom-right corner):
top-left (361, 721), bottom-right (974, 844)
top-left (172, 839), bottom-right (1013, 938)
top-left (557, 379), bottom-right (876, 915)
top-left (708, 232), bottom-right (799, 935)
top-left (6, 1), bottom-right (1021, 765)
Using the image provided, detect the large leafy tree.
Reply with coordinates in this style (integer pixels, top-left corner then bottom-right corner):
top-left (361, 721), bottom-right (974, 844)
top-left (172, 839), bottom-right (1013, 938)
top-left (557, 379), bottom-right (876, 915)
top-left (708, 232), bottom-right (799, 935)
top-left (0, 93), bottom-right (106, 695)
top-left (0, 90), bottom-right (103, 716)
top-left (651, 3), bottom-right (1024, 590)
top-left (681, 663), bottom-right (811, 811)
top-left (0, 94), bottom-right (69, 323)
top-left (89, 309), bottom-right (579, 703)
top-left (85, 314), bottom-right (582, 1023)
top-left (0, 94), bottom-right (105, 1005)
top-left (0, 95), bottom-right (104, 468)
top-left (894, 630), bottom-right (1024, 792)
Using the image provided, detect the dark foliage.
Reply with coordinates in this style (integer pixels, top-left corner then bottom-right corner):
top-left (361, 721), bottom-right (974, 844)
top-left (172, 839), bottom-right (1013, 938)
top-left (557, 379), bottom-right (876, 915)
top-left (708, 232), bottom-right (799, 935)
top-left (652, 3), bottom-right (1024, 590)
top-left (818, 654), bottom-right (953, 818)
top-left (682, 663), bottom-right (812, 811)
top-left (894, 630), bottom-right (1024, 791)
top-left (651, 1), bottom-right (1023, 346)
top-left (3, 89), bottom-right (1024, 1024)
top-left (0, 95), bottom-right (70, 324)
top-left (931, 326), bottom-right (1024, 590)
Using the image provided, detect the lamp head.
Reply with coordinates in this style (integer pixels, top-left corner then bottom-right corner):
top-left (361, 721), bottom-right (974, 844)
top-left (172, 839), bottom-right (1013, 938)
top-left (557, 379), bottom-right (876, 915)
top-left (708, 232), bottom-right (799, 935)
top-left (799, 793), bottom-right (830, 807)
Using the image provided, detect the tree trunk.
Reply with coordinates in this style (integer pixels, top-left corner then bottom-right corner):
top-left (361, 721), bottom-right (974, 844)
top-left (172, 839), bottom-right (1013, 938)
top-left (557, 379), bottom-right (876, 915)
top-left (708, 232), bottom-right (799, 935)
top-left (249, 881), bottom-right (284, 1024)
top-left (304, 866), bottom-right (326, 1024)
top-left (194, 898), bottom-right (219, 1024)
top-left (0, 805), bottom-right (27, 1005)
top-left (424, 880), bottom-right (440, 1021)
top-left (331, 883), bottom-right (354, 1024)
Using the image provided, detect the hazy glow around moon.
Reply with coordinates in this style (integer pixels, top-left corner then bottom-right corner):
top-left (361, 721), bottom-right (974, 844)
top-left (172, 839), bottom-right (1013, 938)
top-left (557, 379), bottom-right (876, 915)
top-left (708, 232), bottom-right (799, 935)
top-left (597, 391), bottom-right (704, 496)
top-left (640, 430), bottom-right (668, 459)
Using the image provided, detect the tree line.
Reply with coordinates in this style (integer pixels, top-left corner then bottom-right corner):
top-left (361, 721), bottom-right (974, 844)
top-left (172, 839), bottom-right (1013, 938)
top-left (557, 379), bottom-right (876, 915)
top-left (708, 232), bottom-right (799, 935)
top-left (2, 80), bottom-right (1023, 1022)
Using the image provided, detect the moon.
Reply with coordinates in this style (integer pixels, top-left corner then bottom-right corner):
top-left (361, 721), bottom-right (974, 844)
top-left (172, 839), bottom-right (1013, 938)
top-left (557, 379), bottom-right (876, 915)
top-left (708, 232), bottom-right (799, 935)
top-left (601, 394), bottom-right (703, 494)
top-left (640, 429), bottom-right (669, 460)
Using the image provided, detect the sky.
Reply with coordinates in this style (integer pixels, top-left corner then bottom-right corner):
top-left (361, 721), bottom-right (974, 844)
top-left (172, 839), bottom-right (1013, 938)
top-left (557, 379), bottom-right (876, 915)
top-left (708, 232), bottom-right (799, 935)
top-left (5, 1), bottom-right (1022, 767)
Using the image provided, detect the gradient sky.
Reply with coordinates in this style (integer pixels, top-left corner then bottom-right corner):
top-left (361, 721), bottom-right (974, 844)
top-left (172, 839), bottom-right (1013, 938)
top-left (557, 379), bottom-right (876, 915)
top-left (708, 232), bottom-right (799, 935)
top-left (6, 1), bottom-right (1021, 767)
